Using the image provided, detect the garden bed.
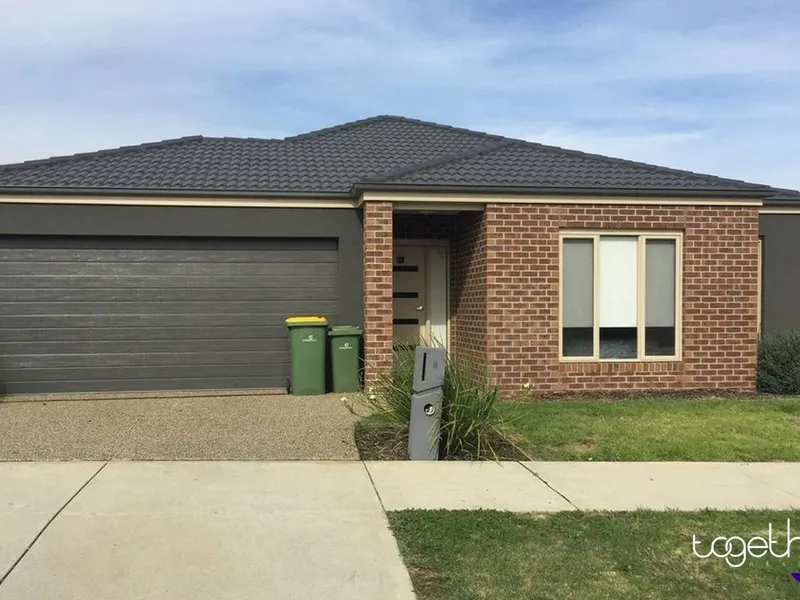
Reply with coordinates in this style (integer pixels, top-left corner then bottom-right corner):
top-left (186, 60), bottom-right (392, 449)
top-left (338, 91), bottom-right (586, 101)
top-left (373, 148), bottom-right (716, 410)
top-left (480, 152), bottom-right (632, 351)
top-left (354, 414), bottom-right (529, 461)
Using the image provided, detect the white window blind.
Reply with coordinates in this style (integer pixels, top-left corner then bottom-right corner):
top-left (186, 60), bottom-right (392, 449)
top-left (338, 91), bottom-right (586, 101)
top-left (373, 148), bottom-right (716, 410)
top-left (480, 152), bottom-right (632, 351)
top-left (598, 237), bottom-right (638, 328)
top-left (645, 239), bottom-right (676, 327)
top-left (562, 239), bottom-right (594, 328)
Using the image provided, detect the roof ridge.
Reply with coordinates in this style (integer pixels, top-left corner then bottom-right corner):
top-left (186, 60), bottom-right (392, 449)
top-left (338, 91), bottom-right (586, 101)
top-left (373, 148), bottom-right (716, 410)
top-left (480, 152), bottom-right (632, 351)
top-left (362, 139), bottom-right (518, 184)
top-left (203, 135), bottom-right (282, 143)
top-left (282, 115), bottom-right (391, 142)
top-left (282, 114), bottom-right (515, 145)
top-left (0, 135), bottom-right (206, 173)
top-left (381, 115), bottom-right (514, 143)
top-left (514, 138), bottom-right (778, 191)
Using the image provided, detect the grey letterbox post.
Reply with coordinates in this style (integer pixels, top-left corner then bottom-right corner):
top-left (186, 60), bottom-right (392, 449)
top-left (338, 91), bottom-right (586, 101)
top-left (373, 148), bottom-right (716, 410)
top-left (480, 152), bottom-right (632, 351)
top-left (408, 346), bottom-right (447, 461)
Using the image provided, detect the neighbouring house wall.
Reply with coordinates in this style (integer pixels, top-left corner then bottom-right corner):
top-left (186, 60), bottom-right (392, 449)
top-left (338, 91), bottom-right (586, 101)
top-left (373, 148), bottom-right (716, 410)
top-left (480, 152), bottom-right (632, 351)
top-left (484, 203), bottom-right (760, 394)
top-left (759, 214), bottom-right (800, 333)
top-left (362, 201), bottom-right (394, 384)
top-left (450, 211), bottom-right (489, 371)
top-left (0, 202), bottom-right (365, 327)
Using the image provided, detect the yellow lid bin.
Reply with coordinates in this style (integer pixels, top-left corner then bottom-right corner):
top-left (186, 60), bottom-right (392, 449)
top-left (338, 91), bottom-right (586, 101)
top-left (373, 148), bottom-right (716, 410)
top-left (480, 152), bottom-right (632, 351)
top-left (285, 316), bottom-right (329, 395)
top-left (285, 316), bottom-right (328, 325)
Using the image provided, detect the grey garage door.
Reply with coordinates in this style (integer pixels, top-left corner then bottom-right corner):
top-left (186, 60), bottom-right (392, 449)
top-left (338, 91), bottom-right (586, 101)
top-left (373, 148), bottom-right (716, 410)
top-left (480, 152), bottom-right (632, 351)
top-left (0, 236), bottom-right (339, 394)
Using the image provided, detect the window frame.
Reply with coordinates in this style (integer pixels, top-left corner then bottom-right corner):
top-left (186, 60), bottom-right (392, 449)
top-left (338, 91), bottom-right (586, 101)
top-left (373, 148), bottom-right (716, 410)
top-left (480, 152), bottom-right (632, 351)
top-left (559, 230), bottom-right (683, 362)
top-left (757, 236), bottom-right (763, 336)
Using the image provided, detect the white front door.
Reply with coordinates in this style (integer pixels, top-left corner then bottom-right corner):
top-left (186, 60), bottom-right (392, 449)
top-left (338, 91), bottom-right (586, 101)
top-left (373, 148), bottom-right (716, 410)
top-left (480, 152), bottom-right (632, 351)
top-left (392, 242), bottom-right (449, 348)
top-left (392, 245), bottom-right (427, 345)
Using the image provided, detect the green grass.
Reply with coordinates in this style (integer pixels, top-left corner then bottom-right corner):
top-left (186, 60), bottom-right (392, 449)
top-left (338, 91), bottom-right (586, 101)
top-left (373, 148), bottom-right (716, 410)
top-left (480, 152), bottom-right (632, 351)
top-left (389, 510), bottom-right (800, 600)
top-left (501, 397), bottom-right (800, 461)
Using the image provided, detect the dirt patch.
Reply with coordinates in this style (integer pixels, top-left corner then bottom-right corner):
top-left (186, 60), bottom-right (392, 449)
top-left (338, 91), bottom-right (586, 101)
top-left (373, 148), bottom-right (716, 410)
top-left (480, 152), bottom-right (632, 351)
top-left (567, 440), bottom-right (597, 453)
top-left (355, 421), bottom-right (408, 460)
top-left (406, 566), bottom-right (445, 599)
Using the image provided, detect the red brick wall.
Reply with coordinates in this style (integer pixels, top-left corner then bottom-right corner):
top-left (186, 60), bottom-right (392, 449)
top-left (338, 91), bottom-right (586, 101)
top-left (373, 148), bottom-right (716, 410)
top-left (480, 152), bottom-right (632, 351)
top-left (450, 212), bottom-right (489, 371)
top-left (360, 201), bottom-right (759, 394)
top-left (362, 201), bottom-right (394, 384)
top-left (483, 203), bottom-right (760, 394)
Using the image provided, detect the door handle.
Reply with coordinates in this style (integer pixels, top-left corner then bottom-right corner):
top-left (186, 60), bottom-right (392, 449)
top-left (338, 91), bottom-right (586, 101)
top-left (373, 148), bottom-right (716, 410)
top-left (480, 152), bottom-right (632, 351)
top-left (415, 305), bottom-right (424, 312)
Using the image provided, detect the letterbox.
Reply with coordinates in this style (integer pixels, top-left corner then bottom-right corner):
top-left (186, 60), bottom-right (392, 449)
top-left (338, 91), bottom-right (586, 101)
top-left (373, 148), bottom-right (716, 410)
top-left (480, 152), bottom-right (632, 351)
top-left (408, 346), bottom-right (446, 461)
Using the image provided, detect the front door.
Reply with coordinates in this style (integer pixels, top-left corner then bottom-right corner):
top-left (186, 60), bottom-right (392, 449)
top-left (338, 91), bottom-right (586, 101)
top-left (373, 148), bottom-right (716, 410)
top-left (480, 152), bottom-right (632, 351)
top-left (392, 245), bottom-right (427, 345)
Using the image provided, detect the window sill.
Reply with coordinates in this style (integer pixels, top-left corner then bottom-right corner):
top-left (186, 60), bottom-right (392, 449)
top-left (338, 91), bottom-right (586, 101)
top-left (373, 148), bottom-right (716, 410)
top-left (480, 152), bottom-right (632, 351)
top-left (559, 356), bottom-right (682, 363)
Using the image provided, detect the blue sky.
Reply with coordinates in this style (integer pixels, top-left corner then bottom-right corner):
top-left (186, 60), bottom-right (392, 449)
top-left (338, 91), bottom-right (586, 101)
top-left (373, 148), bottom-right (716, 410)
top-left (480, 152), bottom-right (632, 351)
top-left (2, 0), bottom-right (799, 189)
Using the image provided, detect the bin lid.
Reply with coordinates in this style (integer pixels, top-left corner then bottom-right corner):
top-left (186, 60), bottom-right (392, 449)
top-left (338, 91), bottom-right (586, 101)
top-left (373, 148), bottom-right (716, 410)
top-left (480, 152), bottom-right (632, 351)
top-left (328, 325), bottom-right (363, 336)
top-left (286, 316), bottom-right (328, 326)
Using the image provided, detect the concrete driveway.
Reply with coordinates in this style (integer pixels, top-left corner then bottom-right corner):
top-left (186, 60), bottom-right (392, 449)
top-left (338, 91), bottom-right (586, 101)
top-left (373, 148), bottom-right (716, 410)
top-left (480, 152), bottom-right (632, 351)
top-left (0, 461), bottom-right (415, 600)
top-left (0, 392), bottom-right (359, 460)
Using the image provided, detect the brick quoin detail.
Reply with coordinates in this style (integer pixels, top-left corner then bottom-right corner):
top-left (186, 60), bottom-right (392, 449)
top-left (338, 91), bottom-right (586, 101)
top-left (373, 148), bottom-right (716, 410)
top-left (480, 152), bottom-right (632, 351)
top-left (483, 203), bottom-right (760, 395)
top-left (362, 201), bottom-right (394, 385)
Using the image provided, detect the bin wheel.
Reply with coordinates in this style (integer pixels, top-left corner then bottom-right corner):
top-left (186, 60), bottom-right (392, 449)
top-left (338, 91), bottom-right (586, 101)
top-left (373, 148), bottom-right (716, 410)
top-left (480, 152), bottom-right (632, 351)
top-left (285, 378), bottom-right (292, 395)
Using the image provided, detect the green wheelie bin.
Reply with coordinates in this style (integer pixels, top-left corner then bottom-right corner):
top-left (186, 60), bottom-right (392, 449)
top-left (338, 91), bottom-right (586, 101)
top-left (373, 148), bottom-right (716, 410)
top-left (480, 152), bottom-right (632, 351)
top-left (285, 316), bottom-right (328, 395)
top-left (328, 325), bottom-right (363, 393)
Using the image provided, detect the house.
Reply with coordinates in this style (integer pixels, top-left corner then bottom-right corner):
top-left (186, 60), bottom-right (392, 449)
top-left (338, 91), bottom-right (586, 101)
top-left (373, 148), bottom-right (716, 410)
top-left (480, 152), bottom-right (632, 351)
top-left (0, 115), bottom-right (798, 395)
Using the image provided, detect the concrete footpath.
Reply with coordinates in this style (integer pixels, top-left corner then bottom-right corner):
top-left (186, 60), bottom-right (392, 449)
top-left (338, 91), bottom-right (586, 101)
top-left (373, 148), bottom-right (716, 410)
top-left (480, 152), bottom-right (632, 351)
top-left (1, 461), bottom-right (799, 600)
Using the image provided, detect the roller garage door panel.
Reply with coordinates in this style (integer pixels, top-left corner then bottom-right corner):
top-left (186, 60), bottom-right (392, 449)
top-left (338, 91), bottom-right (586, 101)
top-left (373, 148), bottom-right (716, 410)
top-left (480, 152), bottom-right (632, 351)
top-left (0, 237), bottom-right (339, 394)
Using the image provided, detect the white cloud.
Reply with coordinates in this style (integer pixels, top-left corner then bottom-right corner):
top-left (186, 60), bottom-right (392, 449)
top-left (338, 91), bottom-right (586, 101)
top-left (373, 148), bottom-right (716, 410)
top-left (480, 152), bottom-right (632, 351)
top-left (474, 124), bottom-right (799, 190)
top-left (0, 0), bottom-right (798, 189)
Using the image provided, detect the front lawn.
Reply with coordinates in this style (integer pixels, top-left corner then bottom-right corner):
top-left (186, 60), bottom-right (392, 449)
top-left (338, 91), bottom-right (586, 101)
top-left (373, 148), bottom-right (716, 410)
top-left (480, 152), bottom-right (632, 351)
top-left (502, 397), bottom-right (800, 461)
top-left (389, 510), bottom-right (800, 600)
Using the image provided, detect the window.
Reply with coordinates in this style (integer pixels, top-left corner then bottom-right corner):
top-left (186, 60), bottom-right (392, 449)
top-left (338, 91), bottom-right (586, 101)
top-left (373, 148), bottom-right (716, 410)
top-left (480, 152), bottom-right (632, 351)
top-left (560, 232), bottom-right (681, 360)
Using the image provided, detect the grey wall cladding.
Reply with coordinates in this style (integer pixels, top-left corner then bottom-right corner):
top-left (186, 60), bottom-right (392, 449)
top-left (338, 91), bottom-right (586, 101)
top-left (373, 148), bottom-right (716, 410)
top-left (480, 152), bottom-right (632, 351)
top-left (759, 214), bottom-right (800, 334)
top-left (0, 202), bottom-right (365, 394)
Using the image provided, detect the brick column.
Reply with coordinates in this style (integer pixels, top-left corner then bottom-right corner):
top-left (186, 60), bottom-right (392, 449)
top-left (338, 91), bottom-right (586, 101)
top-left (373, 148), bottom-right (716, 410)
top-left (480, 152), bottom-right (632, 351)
top-left (362, 201), bottom-right (394, 385)
top-left (450, 211), bottom-right (489, 374)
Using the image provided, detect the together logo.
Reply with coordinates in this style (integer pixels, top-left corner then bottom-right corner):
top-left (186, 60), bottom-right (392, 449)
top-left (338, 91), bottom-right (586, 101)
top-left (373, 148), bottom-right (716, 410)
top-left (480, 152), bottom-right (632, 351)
top-left (692, 519), bottom-right (800, 568)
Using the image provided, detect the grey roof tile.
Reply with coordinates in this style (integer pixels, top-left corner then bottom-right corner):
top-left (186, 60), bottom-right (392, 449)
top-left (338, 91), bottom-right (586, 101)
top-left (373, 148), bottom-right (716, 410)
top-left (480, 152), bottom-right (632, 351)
top-left (375, 140), bottom-right (776, 192)
top-left (0, 116), bottom-right (501, 194)
top-left (0, 115), bottom-right (792, 197)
